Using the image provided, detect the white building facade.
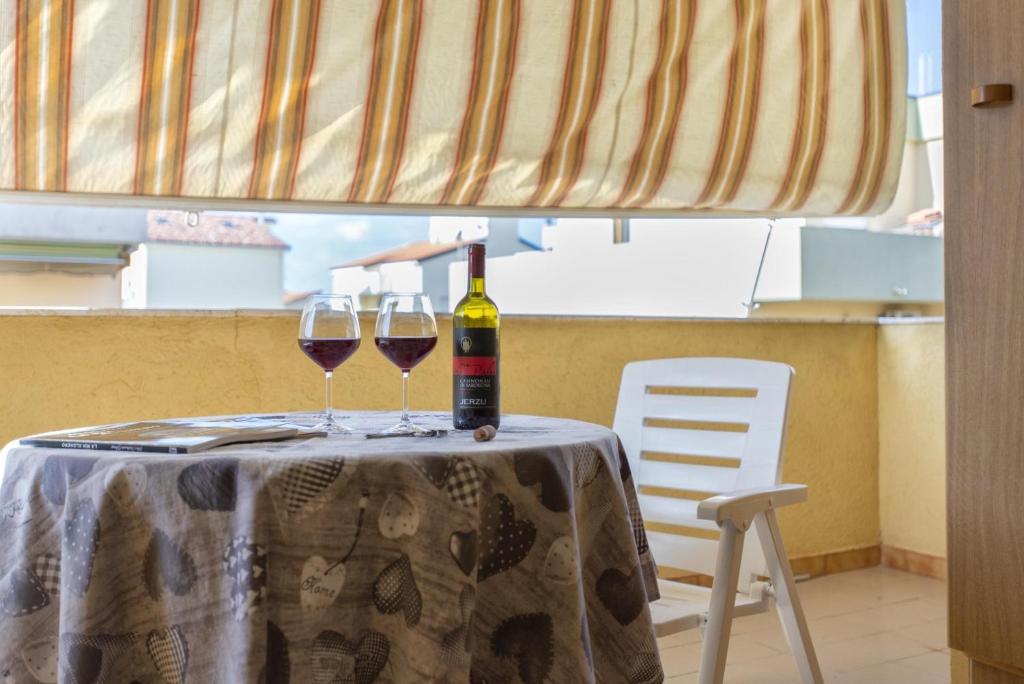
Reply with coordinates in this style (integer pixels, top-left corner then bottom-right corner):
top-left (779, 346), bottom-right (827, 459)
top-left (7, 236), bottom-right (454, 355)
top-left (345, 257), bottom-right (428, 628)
top-left (121, 212), bottom-right (288, 309)
top-left (122, 242), bottom-right (286, 309)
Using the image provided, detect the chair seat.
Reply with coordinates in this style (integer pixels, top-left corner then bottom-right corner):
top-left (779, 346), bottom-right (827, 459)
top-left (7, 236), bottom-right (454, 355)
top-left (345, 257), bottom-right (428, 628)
top-left (650, 578), bottom-right (766, 638)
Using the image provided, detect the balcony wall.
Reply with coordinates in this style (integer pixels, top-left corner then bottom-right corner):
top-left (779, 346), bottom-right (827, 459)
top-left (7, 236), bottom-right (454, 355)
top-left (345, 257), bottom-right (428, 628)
top-left (0, 312), bottom-right (886, 563)
top-left (878, 320), bottom-right (946, 571)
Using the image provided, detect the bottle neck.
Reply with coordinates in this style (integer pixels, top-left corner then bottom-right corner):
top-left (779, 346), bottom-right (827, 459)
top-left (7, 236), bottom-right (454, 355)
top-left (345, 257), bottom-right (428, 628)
top-left (467, 274), bottom-right (486, 296)
top-left (467, 246), bottom-right (486, 295)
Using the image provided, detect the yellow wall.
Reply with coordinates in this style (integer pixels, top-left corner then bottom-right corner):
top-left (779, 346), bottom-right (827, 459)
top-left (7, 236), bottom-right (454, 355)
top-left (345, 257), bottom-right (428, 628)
top-left (877, 321), bottom-right (946, 557)
top-left (0, 312), bottom-right (880, 558)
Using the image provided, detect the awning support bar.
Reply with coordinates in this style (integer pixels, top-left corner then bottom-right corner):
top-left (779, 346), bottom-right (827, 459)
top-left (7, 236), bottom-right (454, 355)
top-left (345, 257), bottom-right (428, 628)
top-left (741, 219), bottom-right (775, 313)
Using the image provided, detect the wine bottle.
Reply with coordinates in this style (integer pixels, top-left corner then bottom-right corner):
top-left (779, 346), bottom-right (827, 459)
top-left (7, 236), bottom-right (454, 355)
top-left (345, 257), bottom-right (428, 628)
top-left (453, 244), bottom-right (500, 429)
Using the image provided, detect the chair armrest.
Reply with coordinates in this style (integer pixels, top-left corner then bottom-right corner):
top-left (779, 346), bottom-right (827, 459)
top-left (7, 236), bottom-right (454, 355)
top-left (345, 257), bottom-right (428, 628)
top-left (697, 484), bottom-right (808, 525)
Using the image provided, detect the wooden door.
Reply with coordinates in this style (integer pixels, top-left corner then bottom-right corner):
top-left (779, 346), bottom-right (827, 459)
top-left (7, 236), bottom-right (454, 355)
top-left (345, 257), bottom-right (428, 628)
top-left (945, 0), bottom-right (1024, 680)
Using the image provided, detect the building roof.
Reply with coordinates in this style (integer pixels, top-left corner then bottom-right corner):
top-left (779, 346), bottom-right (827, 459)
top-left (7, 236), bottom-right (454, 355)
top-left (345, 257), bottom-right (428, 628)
top-left (147, 211), bottom-right (288, 249)
top-left (283, 289), bottom-right (321, 305)
top-left (334, 240), bottom-right (476, 269)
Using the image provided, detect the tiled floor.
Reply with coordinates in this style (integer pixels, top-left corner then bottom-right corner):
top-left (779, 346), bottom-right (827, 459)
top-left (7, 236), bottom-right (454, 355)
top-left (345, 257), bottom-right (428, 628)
top-left (659, 566), bottom-right (950, 682)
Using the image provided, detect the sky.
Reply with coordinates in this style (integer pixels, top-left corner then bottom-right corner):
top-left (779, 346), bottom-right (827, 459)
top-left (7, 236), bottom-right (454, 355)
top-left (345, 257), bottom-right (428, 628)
top-left (906, 0), bottom-right (941, 97)
top-left (268, 213), bottom-right (431, 293)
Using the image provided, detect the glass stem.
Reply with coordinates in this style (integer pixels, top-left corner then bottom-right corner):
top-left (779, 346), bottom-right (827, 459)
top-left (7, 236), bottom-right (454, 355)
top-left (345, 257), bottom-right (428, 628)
top-left (401, 371), bottom-right (410, 423)
top-left (324, 370), bottom-right (334, 423)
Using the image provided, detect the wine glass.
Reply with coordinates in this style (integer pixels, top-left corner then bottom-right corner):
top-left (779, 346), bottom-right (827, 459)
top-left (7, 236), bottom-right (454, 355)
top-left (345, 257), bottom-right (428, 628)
top-left (374, 293), bottom-right (438, 434)
top-left (298, 294), bottom-right (361, 433)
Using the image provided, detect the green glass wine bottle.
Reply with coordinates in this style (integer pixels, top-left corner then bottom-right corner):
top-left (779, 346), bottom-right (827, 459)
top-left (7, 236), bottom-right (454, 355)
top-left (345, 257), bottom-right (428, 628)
top-left (452, 244), bottom-right (500, 429)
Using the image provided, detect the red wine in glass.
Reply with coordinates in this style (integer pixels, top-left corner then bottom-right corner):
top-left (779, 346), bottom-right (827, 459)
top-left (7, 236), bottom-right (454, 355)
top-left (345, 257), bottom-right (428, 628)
top-left (298, 294), bottom-right (361, 434)
top-left (299, 338), bottom-right (360, 371)
top-left (374, 336), bottom-right (437, 372)
top-left (374, 294), bottom-right (438, 434)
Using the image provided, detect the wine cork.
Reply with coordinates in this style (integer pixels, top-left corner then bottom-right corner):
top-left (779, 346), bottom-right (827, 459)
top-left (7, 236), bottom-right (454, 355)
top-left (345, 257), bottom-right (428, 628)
top-left (473, 425), bottom-right (497, 442)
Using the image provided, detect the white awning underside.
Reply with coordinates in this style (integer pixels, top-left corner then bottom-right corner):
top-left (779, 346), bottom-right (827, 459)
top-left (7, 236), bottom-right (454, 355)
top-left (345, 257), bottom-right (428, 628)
top-left (0, 0), bottom-right (906, 216)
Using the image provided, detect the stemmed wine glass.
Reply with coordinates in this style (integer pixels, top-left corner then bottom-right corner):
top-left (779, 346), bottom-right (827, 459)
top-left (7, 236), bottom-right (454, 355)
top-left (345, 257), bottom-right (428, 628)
top-left (298, 294), bottom-right (361, 433)
top-left (374, 293), bottom-right (438, 434)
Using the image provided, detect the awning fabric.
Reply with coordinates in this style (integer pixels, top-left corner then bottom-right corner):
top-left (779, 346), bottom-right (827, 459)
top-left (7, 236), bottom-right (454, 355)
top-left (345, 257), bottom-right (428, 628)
top-left (0, 0), bottom-right (906, 215)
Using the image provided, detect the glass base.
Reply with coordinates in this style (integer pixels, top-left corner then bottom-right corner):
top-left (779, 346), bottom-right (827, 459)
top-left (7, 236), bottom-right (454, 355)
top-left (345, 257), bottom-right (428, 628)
top-left (313, 415), bottom-right (352, 434)
top-left (380, 417), bottom-right (429, 435)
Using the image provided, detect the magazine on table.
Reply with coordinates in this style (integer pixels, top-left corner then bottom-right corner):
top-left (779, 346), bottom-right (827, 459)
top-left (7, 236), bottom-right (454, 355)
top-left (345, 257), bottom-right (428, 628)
top-left (20, 417), bottom-right (323, 454)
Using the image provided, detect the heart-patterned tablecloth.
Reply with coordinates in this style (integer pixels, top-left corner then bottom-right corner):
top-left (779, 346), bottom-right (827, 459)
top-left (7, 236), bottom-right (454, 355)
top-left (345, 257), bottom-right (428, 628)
top-left (0, 413), bottom-right (662, 683)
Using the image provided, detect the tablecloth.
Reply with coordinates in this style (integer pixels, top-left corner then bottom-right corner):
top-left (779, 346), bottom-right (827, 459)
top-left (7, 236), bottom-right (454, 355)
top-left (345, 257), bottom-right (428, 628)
top-left (0, 412), bottom-right (662, 683)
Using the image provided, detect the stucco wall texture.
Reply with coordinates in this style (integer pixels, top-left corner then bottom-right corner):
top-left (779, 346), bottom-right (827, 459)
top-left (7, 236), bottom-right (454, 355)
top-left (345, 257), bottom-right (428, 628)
top-left (0, 312), bottom-right (884, 559)
top-left (878, 321), bottom-right (946, 558)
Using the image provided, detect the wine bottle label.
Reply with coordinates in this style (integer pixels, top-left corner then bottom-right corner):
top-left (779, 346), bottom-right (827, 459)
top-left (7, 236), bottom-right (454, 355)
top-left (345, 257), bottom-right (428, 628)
top-left (454, 327), bottom-right (498, 408)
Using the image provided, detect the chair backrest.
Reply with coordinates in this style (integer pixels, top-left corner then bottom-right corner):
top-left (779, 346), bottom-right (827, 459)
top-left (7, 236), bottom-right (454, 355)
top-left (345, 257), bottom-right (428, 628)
top-left (613, 357), bottom-right (794, 593)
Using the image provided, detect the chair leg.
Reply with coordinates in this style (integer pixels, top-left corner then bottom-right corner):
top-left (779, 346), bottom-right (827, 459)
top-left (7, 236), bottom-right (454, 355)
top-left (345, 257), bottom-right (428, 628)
top-left (754, 509), bottom-right (824, 684)
top-left (698, 520), bottom-right (745, 684)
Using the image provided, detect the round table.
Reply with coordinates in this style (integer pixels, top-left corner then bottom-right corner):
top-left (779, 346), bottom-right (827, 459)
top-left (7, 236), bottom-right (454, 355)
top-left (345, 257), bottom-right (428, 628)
top-left (0, 412), bottom-right (662, 683)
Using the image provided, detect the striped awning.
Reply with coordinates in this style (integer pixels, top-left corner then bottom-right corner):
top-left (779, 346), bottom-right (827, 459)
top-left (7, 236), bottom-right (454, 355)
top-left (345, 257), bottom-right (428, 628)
top-left (0, 0), bottom-right (906, 216)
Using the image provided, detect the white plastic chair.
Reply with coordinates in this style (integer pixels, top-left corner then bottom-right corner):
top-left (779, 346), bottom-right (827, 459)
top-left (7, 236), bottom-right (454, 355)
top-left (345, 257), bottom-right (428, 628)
top-left (613, 358), bottom-right (822, 684)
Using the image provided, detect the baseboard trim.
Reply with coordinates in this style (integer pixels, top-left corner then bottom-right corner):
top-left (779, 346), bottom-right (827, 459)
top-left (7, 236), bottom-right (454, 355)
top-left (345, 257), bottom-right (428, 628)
top-left (789, 544), bottom-right (881, 578)
top-left (658, 544), bottom-right (882, 586)
top-left (881, 544), bottom-right (947, 580)
top-left (659, 544), bottom-right (947, 586)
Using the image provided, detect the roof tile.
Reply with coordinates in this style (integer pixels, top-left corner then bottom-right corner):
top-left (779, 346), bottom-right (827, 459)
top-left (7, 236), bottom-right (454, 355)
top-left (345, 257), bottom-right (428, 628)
top-left (335, 240), bottom-right (477, 268)
top-left (147, 211), bottom-right (288, 249)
